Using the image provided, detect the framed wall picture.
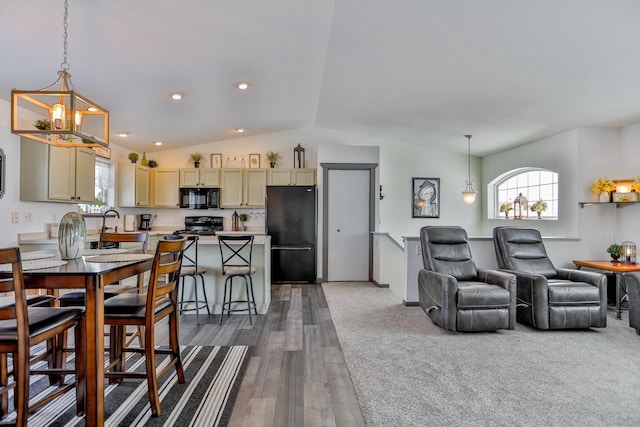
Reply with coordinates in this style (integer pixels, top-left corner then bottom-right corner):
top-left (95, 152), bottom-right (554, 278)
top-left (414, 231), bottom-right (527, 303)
top-left (412, 177), bottom-right (440, 218)
top-left (211, 153), bottom-right (222, 168)
top-left (249, 153), bottom-right (261, 168)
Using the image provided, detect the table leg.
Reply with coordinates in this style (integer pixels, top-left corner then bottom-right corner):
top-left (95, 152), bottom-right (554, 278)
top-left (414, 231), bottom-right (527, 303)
top-left (84, 277), bottom-right (105, 426)
top-left (616, 273), bottom-right (622, 320)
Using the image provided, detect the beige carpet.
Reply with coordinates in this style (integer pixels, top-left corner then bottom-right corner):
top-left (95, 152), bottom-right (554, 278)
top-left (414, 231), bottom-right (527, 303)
top-left (323, 282), bottom-right (640, 427)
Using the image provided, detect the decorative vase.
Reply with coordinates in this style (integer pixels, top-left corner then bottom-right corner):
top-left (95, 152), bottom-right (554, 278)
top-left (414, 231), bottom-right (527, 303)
top-left (536, 212), bottom-right (542, 219)
top-left (599, 192), bottom-right (611, 203)
top-left (57, 212), bottom-right (86, 260)
top-left (194, 161), bottom-right (200, 168)
top-left (270, 162), bottom-right (276, 168)
top-left (611, 254), bottom-right (621, 262)
top-left (141, 152), bottom-right (148, 166)
top-left (504, 211), bottom-right (509, 219)
top-left (240, 222), bottom-right (246, 231)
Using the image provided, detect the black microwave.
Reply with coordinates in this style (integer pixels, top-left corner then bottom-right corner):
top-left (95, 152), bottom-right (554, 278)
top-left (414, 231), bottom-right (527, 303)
top-left (179, 187), bottom-right (220, 209)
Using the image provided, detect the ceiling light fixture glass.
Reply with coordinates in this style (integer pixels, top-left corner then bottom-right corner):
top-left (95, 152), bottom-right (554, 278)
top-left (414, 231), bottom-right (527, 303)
top-left (236, 82), bottom-right (250, 90)
top-left (117, 132), bottom-right (130, 137)
top-left (153, 141), bottom-right (163, 146)
top-left (462, 134), bottom-right (477, 205)
top-left (11, 0), bottom-right (109, 147)
top-left (235, 128), bottom-right (245, 133)
top-left (170, 93), bottom-right (183, 100)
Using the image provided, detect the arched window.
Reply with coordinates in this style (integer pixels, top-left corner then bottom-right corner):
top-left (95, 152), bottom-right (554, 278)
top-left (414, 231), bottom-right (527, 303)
top-left (490, 168), bottom-right (558, 219)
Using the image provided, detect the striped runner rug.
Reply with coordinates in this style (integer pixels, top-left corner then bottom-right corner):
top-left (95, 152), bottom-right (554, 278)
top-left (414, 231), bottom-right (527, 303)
top-left (3, 345), bottom-right (250, 427)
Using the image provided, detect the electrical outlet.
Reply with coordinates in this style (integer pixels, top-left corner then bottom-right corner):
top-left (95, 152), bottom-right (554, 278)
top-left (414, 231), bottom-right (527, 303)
top-left (24, 212), bottom-right (32, 223)
top-left (416, 245), bottom-right (422, 255)
top-left (11, 212), bottom-right (19, 224)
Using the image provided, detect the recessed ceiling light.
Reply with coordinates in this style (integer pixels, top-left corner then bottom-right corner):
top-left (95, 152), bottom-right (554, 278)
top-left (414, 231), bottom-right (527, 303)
top-left (153, 141), bottom-right (163, 146)
top-left (235, 82), bottom-right (250, 90)
top-left (170, 92), bottom-right (183, 100)
top-left (117, 132), bottom-right (130, 137)
top-left (87, 107), bottom-right (98, 112)
top-left (235, 128), bottom-right (245, 133)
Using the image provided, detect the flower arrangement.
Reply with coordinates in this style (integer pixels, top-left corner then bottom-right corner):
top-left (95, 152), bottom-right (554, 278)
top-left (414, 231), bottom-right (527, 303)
top-left (631, 177), bottom-right (640, 192)
top-left (530, 199), bottom-right (548, 213)
top-left (147, 159), bottom-right (158, 168)
top-left (591, 177), bottom-right (615, 193)
top-left (265, 151), bottom-right (281, 167)
top-left (128, 152), bottom-right (139, 163)
top-left (499, 201), bottom-right (513, 212)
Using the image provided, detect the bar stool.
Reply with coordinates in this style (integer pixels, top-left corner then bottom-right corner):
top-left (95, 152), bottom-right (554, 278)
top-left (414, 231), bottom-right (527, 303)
top-left (176, 235), bottom-right (210, 324)
top-left (218, 235), bottom-right (258, 324)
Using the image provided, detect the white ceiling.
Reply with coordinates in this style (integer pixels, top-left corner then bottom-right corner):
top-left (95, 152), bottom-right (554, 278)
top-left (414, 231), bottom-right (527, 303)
top-left (2, 0), bottom-right (640, 156)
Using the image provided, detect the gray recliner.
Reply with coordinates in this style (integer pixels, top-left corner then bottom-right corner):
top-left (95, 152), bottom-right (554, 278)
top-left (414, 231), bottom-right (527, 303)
top-left (623, 274), bottom-right (640, 335)
top-left (417, 226), bottom-right (516, 332)
top-left (493, 226), bottom-right (607, 329)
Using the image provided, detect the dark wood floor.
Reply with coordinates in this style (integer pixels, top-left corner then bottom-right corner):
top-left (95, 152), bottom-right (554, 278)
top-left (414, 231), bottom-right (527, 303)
top-left (157, 284), bottom-right (365, 427)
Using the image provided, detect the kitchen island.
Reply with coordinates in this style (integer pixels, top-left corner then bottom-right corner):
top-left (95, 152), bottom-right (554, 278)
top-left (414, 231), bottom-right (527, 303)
top-left (19, 232), bottom-right (272, 316)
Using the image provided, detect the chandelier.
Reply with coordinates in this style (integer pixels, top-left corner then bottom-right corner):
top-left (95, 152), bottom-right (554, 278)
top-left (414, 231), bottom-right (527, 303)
top-left (11, 0), bottom-right (109, 148)
top-left (461, 134), bottom-right (477, 204)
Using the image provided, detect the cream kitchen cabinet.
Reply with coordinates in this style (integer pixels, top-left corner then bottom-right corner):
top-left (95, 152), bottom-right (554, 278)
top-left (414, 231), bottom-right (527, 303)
top-left (151, 168), bottom-right (180, 208)
top-left (20, 137), bottom-right (96, 203)
top-left (118, 163), bottom-right (150, 207)
top-left (220, 168), bottom-right (267, 208)
top-left (179, 168), bottom-right (219, 187)
top-left (266, 168), bottom-right (316, 186)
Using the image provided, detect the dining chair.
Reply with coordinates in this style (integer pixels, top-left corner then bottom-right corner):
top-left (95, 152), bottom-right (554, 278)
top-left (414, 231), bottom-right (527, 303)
top-left (0, 247), bottom-right (85, 426)
top-left (217, 235), bottom-right (258, 325)
top-left (102, 236), bottom-right (187, 417)
top-left (58, 232), bottom-right (150, 307)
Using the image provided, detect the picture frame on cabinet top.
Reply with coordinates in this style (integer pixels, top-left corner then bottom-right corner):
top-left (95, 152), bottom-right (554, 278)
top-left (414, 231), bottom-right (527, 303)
top-left (211, 153), bottom-right (222, 168)
top-left (249, 153), bottom-right (261, 168)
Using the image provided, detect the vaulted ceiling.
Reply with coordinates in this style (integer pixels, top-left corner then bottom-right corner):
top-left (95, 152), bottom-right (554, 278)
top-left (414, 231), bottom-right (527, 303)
top-left (2, 0), bottom-right (640, 156)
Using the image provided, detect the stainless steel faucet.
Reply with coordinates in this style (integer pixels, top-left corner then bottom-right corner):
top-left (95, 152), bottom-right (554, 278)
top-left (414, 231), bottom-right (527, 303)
top-left (101, 209), bottom-right (120, 233)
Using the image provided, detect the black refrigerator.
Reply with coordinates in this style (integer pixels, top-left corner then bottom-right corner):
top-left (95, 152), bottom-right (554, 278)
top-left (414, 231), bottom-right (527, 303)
top-left (266, 185), bottom-right (317, 283)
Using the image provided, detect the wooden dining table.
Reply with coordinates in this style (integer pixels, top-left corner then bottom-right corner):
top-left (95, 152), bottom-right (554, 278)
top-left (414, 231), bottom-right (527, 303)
top-left (16, 250), bottom-right (155, 427)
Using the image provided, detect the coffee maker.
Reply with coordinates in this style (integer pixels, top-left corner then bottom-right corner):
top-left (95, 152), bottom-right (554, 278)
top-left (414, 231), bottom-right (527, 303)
top-left (139, 214), bottom-right (152, 230)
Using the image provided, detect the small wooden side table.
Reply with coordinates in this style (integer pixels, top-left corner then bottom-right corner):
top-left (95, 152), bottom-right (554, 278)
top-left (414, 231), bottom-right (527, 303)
top-left (572, 260), bottom-right (640, 320)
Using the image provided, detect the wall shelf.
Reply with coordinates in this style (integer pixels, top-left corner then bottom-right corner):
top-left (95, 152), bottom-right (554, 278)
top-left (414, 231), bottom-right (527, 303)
top-left (579, 201), bottom-right (640, 208)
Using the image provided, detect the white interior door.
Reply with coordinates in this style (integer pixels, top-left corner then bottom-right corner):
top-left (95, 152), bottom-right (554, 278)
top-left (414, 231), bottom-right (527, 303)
top-left (327, 169), bottom-right (370, 281)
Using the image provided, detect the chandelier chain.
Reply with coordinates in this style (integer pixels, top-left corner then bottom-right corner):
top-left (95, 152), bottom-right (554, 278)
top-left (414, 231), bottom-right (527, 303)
top-left (60, 0), bottom-right (70, 71)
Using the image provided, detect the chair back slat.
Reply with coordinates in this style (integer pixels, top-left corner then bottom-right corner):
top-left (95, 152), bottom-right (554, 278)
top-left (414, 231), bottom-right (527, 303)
top-left (0, 247), bottom-right (29, 346)
top-left (99, 232), bottom-right (149, 252)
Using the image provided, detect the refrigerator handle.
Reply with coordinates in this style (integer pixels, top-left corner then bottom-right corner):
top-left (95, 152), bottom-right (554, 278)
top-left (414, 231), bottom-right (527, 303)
top-left (272, 246), bottom-right (312, 250)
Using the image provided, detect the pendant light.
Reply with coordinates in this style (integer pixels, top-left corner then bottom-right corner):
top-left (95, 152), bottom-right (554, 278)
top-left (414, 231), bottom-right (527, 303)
top-left (462, 134), bottom-right (477, 204)
top-left (11, 0), bottom-right (109, 148)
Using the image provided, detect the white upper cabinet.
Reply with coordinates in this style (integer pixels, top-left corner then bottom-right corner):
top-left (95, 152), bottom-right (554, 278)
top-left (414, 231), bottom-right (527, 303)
top-left (179, 168), bottom-right (220, 187)
top-left (118, 163), bottom-right (150, 207)
top-left (20, 138), bottom-right (95, 203)
top-left (152, 168), bottom-right (180, 208)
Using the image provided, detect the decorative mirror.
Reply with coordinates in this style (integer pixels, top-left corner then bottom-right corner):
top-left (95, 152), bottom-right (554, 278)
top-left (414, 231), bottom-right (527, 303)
top-left (0, 148), bottom-right (4, 199)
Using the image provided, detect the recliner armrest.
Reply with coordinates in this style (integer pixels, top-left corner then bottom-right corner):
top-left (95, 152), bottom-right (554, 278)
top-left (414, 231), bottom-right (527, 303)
top-left (477, 268), bottom-right (516, 290)
top-left (418, 269), bottom-right (459, 295)
top-left (556, 268), bottom-right (606, 287)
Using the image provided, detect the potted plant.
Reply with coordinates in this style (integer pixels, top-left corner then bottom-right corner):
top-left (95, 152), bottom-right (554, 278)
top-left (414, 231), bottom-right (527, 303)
top-left (189, 152), bottom-right (203, 168)
top-left (592, 177), bottom-right (616, 202)
top-left (607, 243), bottom-right (623, 261)
top-left (128, 152), bottom-right (139, 163)
top-left (147, 159), bottom-right (158, 168)
top-left (33, 119), bottom-right (51, 130)
top-left (530, 199), bottom-right (548, 219)
top-left (238, 213), bottom-right (248, 231)
top-left (499, 201), bottom-right (513, 219)
top-left (265, 151), bottom-right (281, 168)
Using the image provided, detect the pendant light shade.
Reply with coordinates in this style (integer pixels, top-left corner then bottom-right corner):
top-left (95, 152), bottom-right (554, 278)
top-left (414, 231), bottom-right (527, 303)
top-left (11, 0), bottom-right (109, 148)
top-left (462, 134), bottom-right (477, 204)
